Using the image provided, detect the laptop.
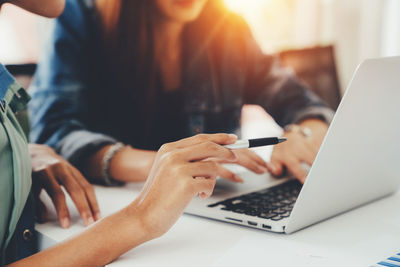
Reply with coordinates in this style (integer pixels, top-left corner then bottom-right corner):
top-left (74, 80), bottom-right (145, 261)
top-left (185, 56), bottom-right (400, 234)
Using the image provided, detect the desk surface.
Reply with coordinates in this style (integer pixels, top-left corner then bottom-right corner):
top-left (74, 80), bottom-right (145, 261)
top-left (36, 182), bottom-right (400, 267)
top-left (36, 116), bottom-right (400, 267)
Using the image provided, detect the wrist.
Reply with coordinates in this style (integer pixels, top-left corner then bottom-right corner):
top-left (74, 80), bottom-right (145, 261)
top-left (98, 204), bottom-right (152, 257)
top-left (102, 142), bottom-right (126, 185)
top-left (125, 201), bottom-right (158, 242)
top-left (299, 119), bottom-right (328, 134)
top-left (110, 147), bottom-right (157, 182)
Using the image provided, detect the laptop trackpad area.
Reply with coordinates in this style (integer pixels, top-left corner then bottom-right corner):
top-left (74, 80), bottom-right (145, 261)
top-left (210, 164), bottom-right (288, 200)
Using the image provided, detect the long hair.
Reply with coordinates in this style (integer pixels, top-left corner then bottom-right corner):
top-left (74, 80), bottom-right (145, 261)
top-left (95, 0), bottom-right (237, 137)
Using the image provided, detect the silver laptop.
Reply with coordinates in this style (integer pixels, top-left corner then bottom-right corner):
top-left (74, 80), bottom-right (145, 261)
top-left (185, 56), bottom-right (400, 234)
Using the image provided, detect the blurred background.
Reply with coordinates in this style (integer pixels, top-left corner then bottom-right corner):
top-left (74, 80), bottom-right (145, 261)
top-left (1, 0), bottom-right (399, 109)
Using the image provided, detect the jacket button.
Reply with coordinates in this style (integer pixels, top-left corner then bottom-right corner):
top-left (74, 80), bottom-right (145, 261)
top-left (23, 229), bottom-right (33, 242)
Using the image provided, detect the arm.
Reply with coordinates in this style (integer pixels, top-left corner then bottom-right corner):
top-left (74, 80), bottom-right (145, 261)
top-left (239, 22), bottom-right (333, 182)
top-left (9, 205), bottom-right (148, 267)
top-left (30, 144), bottom-right (101, 227)
top-left (240, 25), bottom-right (334, 126)
top-left (28, 0), bottom-right (155, 183)
top-left (85, 145), bottom-right (156, 183)
top-left (9, 134), bottom-right (238, 267)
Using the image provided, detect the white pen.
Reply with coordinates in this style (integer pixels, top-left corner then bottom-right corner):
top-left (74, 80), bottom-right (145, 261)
top-left (224, 137), bottom-right (287, 150)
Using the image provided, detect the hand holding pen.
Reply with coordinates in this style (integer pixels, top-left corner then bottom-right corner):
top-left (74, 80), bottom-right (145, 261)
top-left (212, 137), bottom-right (287, 183)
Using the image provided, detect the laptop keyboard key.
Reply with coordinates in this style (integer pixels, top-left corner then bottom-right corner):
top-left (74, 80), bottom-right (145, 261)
top-left (281, 212), bottom-right (291, 218)
top-left (207, 180), bottom-right (302, 221)
top-left (271, 215), bottom-right (283, 221)
top-left (273, 208), bottom-right (286, 214)
top-left (258, 212), bottom-right (276, 219)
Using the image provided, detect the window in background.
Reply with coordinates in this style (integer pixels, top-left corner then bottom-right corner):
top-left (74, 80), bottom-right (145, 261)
top-left (224, 0), bottom-right (400, 92)
top-left (381, 0), bottom-right (400, 57)
top-left (1, 1), bottom-right (399, 91)
top-left (223, 0), bottom-right (329, 53)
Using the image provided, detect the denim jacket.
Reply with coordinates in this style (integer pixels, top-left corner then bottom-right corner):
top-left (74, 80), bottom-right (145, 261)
top-left (29, 0), bottom-right (334, 173)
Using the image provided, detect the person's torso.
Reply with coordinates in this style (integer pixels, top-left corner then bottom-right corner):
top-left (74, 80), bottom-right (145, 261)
top-left (0, 64), bottom-right (34, 264)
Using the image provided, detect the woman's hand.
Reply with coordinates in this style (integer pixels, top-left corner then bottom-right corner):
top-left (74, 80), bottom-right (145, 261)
top-left (29, 144), bottom-right (100, 228)
top-left (130, 133), bottom-right (238, 239)
top-left (267, 119), bottom-right (329, 183)
top-left (213, 149), bottom-right (269, 183)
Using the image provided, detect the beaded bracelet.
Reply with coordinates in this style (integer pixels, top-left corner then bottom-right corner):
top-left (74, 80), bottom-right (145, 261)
top-left (101, 142), bottom-right (125, 185)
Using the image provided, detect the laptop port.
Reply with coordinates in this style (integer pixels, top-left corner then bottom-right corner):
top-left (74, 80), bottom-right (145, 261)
top-left (225, 217), bottom-right (243, 223)
top-left (248, 221), bottom-right (257, 226)
top-left (262, 224), bottom-right (272, 229)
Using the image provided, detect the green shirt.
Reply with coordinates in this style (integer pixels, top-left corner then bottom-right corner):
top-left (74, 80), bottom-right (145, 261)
top-left (0, 64), bottom-right (32, 263)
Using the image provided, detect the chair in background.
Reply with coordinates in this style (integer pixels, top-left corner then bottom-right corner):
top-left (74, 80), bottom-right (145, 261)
top-left (278, 45), bottom-right (342, 111)
top-left (242, 45), bottom-right (342, 133)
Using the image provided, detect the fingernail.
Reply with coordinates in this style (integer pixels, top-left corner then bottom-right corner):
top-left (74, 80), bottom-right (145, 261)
top-left (87, 217), bottom-right (94, 225)
top-left (95, 212), bottom-right (102, 221)
top-left (269, 163), bottom-right (276, 173)
top-left (234, 175), bottom-right (244, 183)
top-left (258, 166), bottom-right (268, 173)
top-left (61, 218), bottom-right (70, 229)
top-left (231, 153), bottom-right (238, 161)
top-left (228, 134), bottom-right (238, 139)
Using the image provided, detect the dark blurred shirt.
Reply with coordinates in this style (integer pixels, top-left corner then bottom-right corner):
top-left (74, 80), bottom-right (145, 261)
top-left (28, 0), bottom-right (334, 175)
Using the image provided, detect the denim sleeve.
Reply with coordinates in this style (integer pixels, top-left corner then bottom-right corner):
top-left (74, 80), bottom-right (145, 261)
top-left (241, 27), bottom-right (334, 127)
top-left (28, 0), bottom-right (116, 169)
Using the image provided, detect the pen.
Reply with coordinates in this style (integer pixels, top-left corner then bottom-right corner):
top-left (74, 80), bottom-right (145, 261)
top-left (224, 137), bottom-right (287, 150)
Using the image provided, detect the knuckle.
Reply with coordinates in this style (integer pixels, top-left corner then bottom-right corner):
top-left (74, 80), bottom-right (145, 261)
top-left (210, 161), bottom-right (218, 171)
top-left (171, 164), bottom-right (184, 176)
top-left (159, 142), bottom-right (173, 153)
top-left (226, 149), bottom-right (236, 160)
top-left (204, 141), bottom-right (218, 152)
top-left (196, 134), bottom-right (207, 141)
top-left (207, 162), bottom-right (219, 175)
top-left (68, 185), bottom-right (85, 199)
top-left (83, 183), bottom-right (94, 193)
top-left (68, 183), bottom-right (82, 194)
top-left (54, 190), bottom-right (66, 203)
top-left (160, 151), bottom-right (176, 165)
top-left (168, 150), bottom-right (181, 162)
top-left (285, 157), bottom-right (298, 165)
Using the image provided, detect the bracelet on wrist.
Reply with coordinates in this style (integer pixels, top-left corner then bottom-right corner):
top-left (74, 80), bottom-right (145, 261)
top-left (283, 124), bottom-right (312, 139)
top-left (101, 142), bottom-right (125, 186)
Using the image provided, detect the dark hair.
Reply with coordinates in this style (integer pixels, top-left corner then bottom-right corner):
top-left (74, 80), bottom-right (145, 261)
top-left (95, 0), bottom-right (236, 133)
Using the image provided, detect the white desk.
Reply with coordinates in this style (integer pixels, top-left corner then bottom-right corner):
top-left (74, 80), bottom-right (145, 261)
top-left (36, 182), bottom-right (400, 267)
top-left (36, 115), bottom-right (400, 267)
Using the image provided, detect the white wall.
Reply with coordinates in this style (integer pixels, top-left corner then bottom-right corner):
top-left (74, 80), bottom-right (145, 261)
top-left (329, 0), bottom-right (400, 92)
top-left (2, 0), bottom-right (400, 93)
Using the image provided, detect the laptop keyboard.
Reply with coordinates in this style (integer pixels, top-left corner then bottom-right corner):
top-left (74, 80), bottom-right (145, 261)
top-left (208, 180), bottom-right (302, 221)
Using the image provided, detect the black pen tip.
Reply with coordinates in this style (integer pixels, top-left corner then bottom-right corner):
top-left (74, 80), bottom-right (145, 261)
top-left (278, 137), bottom-right (287, 143)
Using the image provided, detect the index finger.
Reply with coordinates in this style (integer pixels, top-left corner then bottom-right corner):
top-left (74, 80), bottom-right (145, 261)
top-left (53, 163), bottom-right (95, 226)
top-left (173, 141), bottom-right (237, 162)
top-left (71, 168), bottom-right (101, 221)
top-left (164, 133), bottom-right (237, 151)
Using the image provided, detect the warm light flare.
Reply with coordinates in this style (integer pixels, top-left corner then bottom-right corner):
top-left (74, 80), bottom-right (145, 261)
top-left (223, 0), bottom-right (271, 15)
top-left (222, 0), bottom-right (296, 53)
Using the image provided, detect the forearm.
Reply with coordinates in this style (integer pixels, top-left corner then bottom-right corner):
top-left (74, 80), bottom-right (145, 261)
top-left (85, 145), bottom-right (157, 183)
top-left (8, 205), bottom-right (149, 267)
